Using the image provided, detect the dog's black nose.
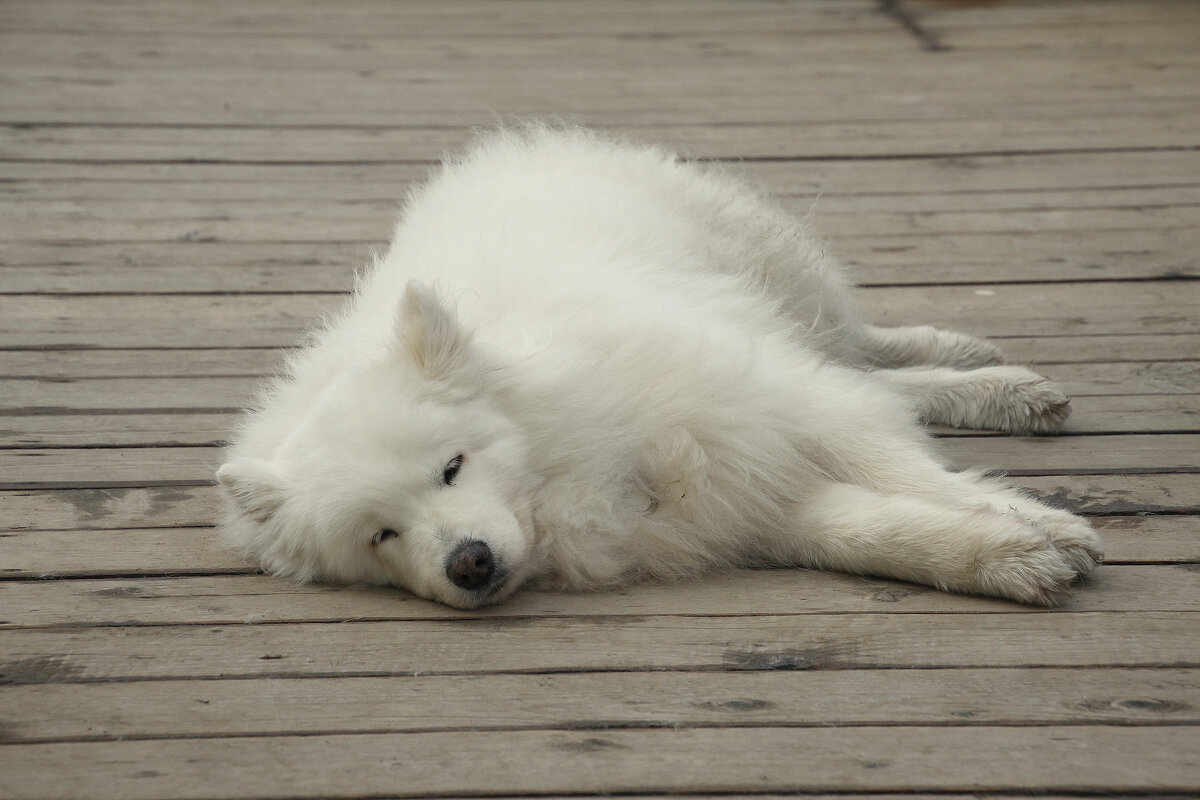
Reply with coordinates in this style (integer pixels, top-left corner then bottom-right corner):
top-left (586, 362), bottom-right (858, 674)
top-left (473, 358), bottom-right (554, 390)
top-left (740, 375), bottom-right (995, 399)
top-left (445, 540), bottom-right (494, 590)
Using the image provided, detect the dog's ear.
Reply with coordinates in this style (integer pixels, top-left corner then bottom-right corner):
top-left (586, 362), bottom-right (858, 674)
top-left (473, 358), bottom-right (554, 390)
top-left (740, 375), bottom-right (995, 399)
top-left (397, 280), bottom-right (473, 379)
top-left (216, 459), bottom-right (285, 522)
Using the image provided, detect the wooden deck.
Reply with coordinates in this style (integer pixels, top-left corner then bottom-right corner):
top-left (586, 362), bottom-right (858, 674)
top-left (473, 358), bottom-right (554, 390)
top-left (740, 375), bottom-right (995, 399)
top-left (2, 1), bottom-right (1198, 797)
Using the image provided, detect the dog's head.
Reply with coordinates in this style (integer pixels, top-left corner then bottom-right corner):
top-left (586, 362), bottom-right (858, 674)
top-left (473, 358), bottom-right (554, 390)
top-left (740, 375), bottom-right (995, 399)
top-left (217, 282), bottom-right (539, 609)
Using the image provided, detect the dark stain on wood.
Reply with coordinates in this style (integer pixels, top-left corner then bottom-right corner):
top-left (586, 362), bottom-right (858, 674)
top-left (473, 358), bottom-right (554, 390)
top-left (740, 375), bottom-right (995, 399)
top-left (556, 736), bottom-right (627, 753)
top-left (56, 488), bottom-right (131, 520)
top-left (693, 698), bottom-right (776, 713)
top-left (723, 646), bottom-right (848, 671)
top-left (0, 656), bottom-right (85, 685)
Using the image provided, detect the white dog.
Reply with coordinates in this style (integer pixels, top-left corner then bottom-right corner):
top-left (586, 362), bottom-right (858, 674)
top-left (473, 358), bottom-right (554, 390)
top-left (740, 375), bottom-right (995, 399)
top-left (217, 127), bottom-right (1102, 609)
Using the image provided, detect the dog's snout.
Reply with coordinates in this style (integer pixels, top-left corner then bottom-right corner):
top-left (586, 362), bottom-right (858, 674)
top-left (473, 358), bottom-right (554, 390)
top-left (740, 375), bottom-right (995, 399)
top-left (445, 540), bottom-right (495, 590)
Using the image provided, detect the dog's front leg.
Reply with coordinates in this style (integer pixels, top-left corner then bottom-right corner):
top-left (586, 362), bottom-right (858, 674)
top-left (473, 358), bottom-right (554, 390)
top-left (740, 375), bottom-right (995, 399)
top-left (778, 479), bottom-right (1099, 605)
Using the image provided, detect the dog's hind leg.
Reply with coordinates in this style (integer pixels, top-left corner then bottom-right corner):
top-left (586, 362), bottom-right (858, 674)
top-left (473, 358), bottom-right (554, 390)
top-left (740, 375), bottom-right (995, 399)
top-left (773, 477), bottom-right (1101, 605)
top-left (871, 365), bottom-right (1071, 434)
top-left (854, 323), bottom-right (1004, 369)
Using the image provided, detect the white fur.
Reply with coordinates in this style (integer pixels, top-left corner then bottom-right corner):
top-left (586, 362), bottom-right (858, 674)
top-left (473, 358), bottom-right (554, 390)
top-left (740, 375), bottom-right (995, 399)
top-left (217, 127), bottom-right (1102, 609)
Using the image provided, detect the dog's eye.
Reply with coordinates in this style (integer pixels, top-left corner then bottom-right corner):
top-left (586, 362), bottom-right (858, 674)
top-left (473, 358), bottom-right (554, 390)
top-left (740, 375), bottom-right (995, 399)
top-left (442, 454), bottom-right (464, 485)
top-left (372, 528), bottom-right (399, 545)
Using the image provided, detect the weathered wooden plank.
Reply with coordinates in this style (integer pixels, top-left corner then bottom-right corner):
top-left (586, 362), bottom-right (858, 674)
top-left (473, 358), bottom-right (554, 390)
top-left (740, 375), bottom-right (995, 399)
top-left (908, 0), bottom-right (1198, 29)
top-left (0, 414), bottom-right (234, 447)
top-left (8, 151), bottom-right (1198, 197)
top-left (3, 360), bottom-right (1194, 413)
top-left (10, 14), bottom-right (1177, 76)
top-left (3, 197), bottom-right (1196, 243)
top-left (1026, 361), bottom-right (1200, 396)
top-left (0, 0), bottom-right (883, 36)
top-left (820, 187), bottom-right (1200, 215)
top-left (0, 447), bottom-right (221, 487)
top-left (5, 32), bottom-right (922, 79)
top-left (3, 434), bottom-right (1194, 487)
top-left (5, 38), bottom-right (981, 92)
top-left (5, 29), bottom-right (1195, 90)
top-left (3, 236), bottom-right (1196, 298)
top-left (5, 119), bottom-right (1200, 166)
top-left (0, 486), bottom-right (219, 531)
top-left (3, 515), bottom-right (1189, 579)
top-left (0, 244), bottom-right (367, 294)
top-left (8, 0), bottom-right (1188, 36)
top-left (2, 393), bottom-right (1194, 449)
top-left (857, 282), bottom-right (1200, 338)
top-left (1062, 394), bottom-right (1200, 435)
top-left (0, 348), bottom-right (290, 379)
top-left (7, 359), bottom-right (1197, 402)
top-left (1, 0), bottom-right (1190, 46)
top-left (3, 231), bottom-right (1196, 293)
top-left (1020, 474), bottom-right (1200, 515)
top-left (0, 160), bottom-right (434, 189)
top-left (934, 15), bottom-right (1200, 50)
top-left (0, 283), bottom-right (1193, 348)
top-left (990, 334), bottom-right (1200, 365)
top-left (3, 27), bottom-right (1195, 89)
top-left (4, 337), bottom-right (1197, 382)
top-left (2, 565), bottom-right (1194, 629)
top-left (3, 61), bottom-right (1196, 128)
top-left (840, 230), bottom-right (1200, 284)
top-left (2, 612), bottom-right (1196, 684)
top-left (2, 726), bottom-right (1195, 799)
top-left (10, 191), bottom-right (1200, 227)
top-left (0, 294), bottom-right (336, 348)
top-left (0, 378), bottom-right (255, 412)
top-left (1, 517), bottom-right (1194, 581)
top-left (5, 474), bottom-right (1190, 533)
top-left (0, 527), bottom-right (248, 577)
top-left (938, 433), bottom-right (1200, 474)
top-left (1054, 394), bottom-right (1200, 434)
top-left (2, 667), bottom-right (1195, 743)
top-left (1091, 515), bottom-right (1200, 561)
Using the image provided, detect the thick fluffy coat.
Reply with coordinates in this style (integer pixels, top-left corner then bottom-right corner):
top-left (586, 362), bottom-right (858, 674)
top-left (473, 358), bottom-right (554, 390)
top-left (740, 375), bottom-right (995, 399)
top-left (217, 128), bottom-right (1102, 609)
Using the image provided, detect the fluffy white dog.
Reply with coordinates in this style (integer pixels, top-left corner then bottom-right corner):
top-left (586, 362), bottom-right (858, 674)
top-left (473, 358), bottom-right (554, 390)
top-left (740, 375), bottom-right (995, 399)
top-left (217, 127), bottom-right (1102, 609)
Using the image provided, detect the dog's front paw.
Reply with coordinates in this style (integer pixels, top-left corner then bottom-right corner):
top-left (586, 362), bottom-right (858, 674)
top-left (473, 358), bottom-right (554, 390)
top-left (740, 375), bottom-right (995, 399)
top-left (970, 537), bottom-right (1077, 606)
top-left (1030, 509), bottom-right (1104, 578)
top-left (966, 516), bottom-right (1102, 606)
top-left (969, 496), bottom-right (1099, 604)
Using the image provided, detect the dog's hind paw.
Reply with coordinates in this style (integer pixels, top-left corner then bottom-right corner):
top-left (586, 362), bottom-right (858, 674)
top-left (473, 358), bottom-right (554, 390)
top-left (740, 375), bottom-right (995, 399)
top-left (941, 332), bottom-right (1006, 369)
